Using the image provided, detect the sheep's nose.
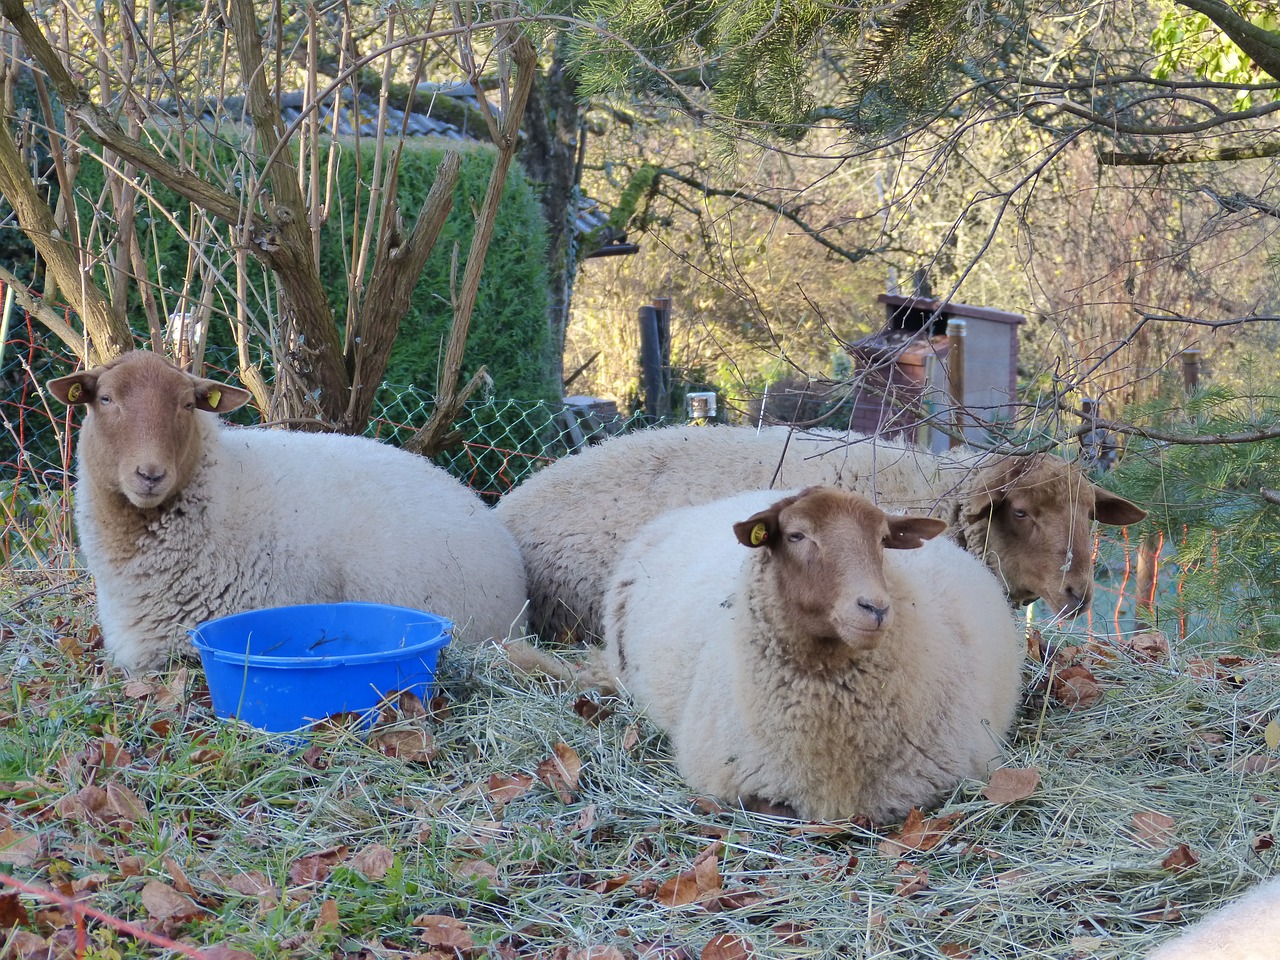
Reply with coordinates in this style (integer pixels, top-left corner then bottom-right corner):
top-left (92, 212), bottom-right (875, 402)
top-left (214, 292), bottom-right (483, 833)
top-left (857, 598), bottom-right (889, 627)
top-left (136, 465), bottom-right (166, 487)
top-left (1063, 583), bottom-right (1092, 616)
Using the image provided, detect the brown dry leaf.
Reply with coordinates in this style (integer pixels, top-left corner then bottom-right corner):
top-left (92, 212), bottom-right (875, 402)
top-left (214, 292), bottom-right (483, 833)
top-left (413, 914), bottom-right (474, 950)
top-left (222, 870), bottom-right (280, 908)
top-left (940, 945), bottom-right (972, 959)
top-left (568, 948), bottom-right (627, 960)
top-left (1162, 843), bottom-right (1201, 873)
top-left (0, 827), bottom-right (40, 866)
top-left (106, 783), bottom-right (148, 822)
top-left (313, 899), bottom-right (340, 933)
top-left (575, 804), bottom-right (598, 833)
top-left (770, 922), bottom-right (808, 946)
top-left (4, 930), bottom-right (49, 957)
top-left (452, 859), bottom-right (501, 886)
top-left (1050, 665), bottom-right (1103, 710)
top-left (140, 880), bottom-right (206, 922)
top-left (879, 808), bottom-right (962, 856)
top-left (572, 695), bottom-right (615, 726)
top-left (621, 724), bottom-right (641, 752)
top-left (118, 855), bottom-right (145, 877)
top-left (485, 773), bottom-right (534, 815)
top-left (585, 873), bottom-right (632, 894)
top-left (288, 845), bottom-right (350, 887)
top-left (1128, 630), bottom-right (1169, 661)
top-left (982, 768), bottom-right (1040, 804)
top-left (163, 856), bottom-right (195, 896)
top-left (199, 948), bottom-right (256, 960)
top-left (1231, 756), bottom-right (1280, 774)
top-left (1132, 811), bottom-right (1177, 849)
top-left (701, 933), bottom-right (755, 960)
top-left (893, 868), bottom-right (930, 897)
top-left (536, 743), bottom-right (582, 803)
top-left (787, 823), bottom-right (853, 838)
top-left (0, 890), bottom-right (30, 929)
top-left (372, 728), bottom-right (436, 762)
top-left (655, 870), bottom-right (702, 908)
top-left (1138, 903), bottom-right (1183, 923)
top-left (352, 843), bottom-right (395, 881)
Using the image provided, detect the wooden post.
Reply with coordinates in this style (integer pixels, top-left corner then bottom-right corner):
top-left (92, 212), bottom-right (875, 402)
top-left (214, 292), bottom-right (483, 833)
top-left (946, 318), bottom-right (966, 448)
top-left (652, 295), bottom-right (673, 420)
top-left (638, 305), bottom-right (665, 422)
top-left (1181, 349), bottom-right (1202, 392)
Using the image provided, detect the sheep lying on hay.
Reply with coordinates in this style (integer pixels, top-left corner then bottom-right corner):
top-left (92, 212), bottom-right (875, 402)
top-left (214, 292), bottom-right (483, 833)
top-left (1145, 877), bottom-right (1280, 959)
top-left (48, 350), bottom-right (528, 673)
top-left (496, 424), bottom-right (1147, 643)
top-left (596, 486), bottom-right (1023, 822)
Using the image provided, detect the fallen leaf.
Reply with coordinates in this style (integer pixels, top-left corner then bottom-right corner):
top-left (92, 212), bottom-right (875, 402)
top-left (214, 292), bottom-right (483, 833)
top-left (371, 728), bottom-right (436, 762)
top-left (452, 859), bottom-right (501, 886)
top-left (1050, 665), bottom-right (1102, 710)
top-left (1232, 756), bottom-right (1280, 774)
top-left (288, 845), bottom-right (349, 887)
top-left (770, 922), bottom-right (809, 945)
top-left (982, 768), bottom-right (1040, 804)
top-left (163, 856), bottom-right (195, 896)
top-left (1266, 720), bottom-right (1280, 751)
top-left (879, 808), bottom-right (961, 855)
top-left (621, 725), bottom-right (641, 752)
top-left (221, 870), bottom-right (279, 908)
top-left (1137, 902), bottom-right (1182, 923)
top-left (199, 948), bottom-right (256, 960)
top-left (0, 890), bottom-right (30, 929)
top-left (140, 880), bottom-right (205, 922)
top-left (106, 783), bottom-right (148, 822)
top-left (4, 930), bottom-right (50, 957)
top-left (701, 934), bottom-right (754, 960)
top-left (585, 873), bottom-right (631, 894)
top-left (485, 773), bottom-right (534, 816)
top-left (568, 948), bottom-right (627, 960)
top-left (313, 899), bottom-right (340, 933)
top-left (1132, 811), bottom-right (1177, 849)
top-left (1161, 843), bottom-right (1200, 873)
top-left (537, 743), bottom-right (582, 803)
top-left (1128, 630), bottom-right (1169, 661)
top-left (572, 695), bottom-right (615, 725)
top-left (0, 827), bottom-right (41, 866)
top-left (413, 914), bottom-right (473, 950)
top-left (352, 844), bottom-right (394, 881)
top-left (940, 946), bottom-right (972, 959)
top-left (893, 868), bottom-right (930, 897)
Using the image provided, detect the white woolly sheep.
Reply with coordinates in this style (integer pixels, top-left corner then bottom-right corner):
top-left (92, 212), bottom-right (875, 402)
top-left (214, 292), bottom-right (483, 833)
top-left (48, 351), bottom-right (528, 673)
top-left (495, 424), bottom-right (1146, 643)
top-left (601, 486), bottom-right (1023, 822)
top-left (1144, 878), bottom-right (1280, 959)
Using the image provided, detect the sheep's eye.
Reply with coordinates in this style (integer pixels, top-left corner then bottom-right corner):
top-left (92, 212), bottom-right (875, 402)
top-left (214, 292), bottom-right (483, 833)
top-left (786, 531), bottom-right (805, 543)
top-left (183, 400), bottom-right (195, 410)
top-left (1012, 508), bottom-right (1029, 519)
top-left (98, 394), bottom-right (112, 406)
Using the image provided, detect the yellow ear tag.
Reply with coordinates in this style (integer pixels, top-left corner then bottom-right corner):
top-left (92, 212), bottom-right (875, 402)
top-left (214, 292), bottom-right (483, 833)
top-left (66, 383), bottom-right (83, 402)
top-left (206, 388), bottom-right (221, 409)
top-left (750, 522), bottom-right (768, 546)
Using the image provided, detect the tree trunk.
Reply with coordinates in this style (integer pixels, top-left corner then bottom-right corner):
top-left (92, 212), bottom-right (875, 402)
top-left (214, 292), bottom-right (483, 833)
top-left (522, 45), bottom-right (582, 394)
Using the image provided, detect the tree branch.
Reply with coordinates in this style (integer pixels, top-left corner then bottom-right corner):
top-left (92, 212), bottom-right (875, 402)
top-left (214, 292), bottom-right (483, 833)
top-left (1172, 0), bottom-right (1280, 82)
top-left (1100, 139), bottom-right (1280, 164)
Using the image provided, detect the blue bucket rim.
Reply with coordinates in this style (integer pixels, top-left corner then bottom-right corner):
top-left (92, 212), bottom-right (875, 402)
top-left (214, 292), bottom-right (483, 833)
top-left (188, 601), bottom-right (453, 669)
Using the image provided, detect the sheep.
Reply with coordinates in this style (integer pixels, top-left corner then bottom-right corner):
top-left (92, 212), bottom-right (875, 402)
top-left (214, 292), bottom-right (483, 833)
top-left (600, 485), bottom-right (1023, 822)
top-left (494, 424), bottom-right (1146, 643)
top-left (47, 350), bottom-right (528, 673)
top-left (1145, 878), bottom-right (1280, 959)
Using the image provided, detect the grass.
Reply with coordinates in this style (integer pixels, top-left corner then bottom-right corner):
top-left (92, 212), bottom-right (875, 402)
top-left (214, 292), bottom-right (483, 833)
top-left (1, 562), bottom-right (1278, 960)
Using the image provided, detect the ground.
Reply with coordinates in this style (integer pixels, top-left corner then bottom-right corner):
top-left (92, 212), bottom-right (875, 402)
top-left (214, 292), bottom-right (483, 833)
top-left (1, 566), bottom-right (1278, 960)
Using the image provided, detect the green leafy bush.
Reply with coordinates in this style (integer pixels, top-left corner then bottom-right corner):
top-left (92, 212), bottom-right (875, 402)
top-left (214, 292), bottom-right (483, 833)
top-left (73, 135), bottom-right (554, 400)
top-left (1106, 365), bottom-right (1280, 647)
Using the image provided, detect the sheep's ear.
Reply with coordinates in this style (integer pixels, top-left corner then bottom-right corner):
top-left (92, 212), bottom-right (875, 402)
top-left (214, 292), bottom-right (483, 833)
top-left (47, 370), bottom-right (99, 406)
top-left (962, 456), bottom-right (1023, 523)
top-left (1093, 487), bottom-right (1146, 526)
top-left (734, 509), bottom-right (779, 549)
top-left (885, 515), bottom-right (948, 549)
top-left (193, 378), bottom-right (252, 414)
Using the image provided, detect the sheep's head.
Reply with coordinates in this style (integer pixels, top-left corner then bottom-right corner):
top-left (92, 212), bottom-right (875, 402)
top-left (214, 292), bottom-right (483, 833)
top-left (48, 351), bottom-right (251, 509)
top-left (733, 487), bottom-right (946, 650)
top-left (959, 455), bottom-right (1146, 618)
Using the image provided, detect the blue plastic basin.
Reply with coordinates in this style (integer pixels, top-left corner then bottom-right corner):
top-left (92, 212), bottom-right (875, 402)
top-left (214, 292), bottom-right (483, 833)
top-left (189, 602), bottom-right (453, 733)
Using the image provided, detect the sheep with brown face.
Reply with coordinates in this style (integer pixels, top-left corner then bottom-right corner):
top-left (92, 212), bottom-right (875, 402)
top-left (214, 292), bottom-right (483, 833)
top-left (495, 424), bottom-right (1146, 644)
top-left (601, 486), bottom-right (1023, 822)
top-left (48, 351), bottom-right (528, 672)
